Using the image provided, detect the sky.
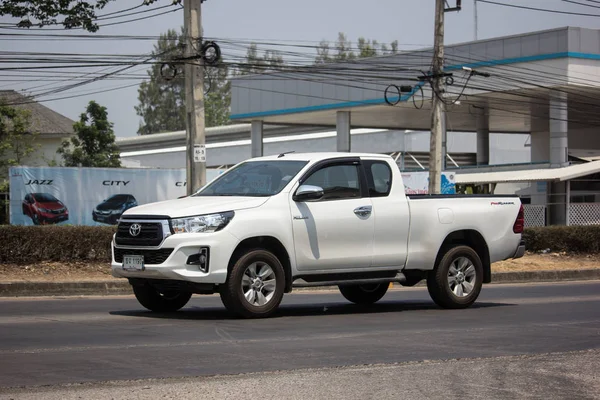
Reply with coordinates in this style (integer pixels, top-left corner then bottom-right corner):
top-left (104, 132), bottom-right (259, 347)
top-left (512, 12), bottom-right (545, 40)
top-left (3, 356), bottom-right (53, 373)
top-left (1, 0), bottom-right (599, 139)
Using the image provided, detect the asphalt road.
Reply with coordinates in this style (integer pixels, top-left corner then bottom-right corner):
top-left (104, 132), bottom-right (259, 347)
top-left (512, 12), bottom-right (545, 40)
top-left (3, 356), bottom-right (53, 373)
top-left (0, 281), bottom-right (599, 398)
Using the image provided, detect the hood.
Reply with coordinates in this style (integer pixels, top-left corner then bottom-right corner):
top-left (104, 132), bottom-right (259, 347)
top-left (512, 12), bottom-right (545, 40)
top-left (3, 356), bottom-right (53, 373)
top-left (122, 196), bottom-right (270, 219)
top-left (37, 201), bottom-right (65, 211)
top-left (96, 200), bottom-right (125, 211)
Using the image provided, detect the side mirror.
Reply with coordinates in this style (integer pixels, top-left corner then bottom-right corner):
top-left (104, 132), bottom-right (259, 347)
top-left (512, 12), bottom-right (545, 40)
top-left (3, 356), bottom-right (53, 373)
top-left (293, 184), bottom-right (324, 202)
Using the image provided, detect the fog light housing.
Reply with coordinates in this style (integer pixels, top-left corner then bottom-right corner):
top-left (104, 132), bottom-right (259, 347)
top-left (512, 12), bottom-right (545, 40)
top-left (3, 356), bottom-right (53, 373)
top-left (186, 247), bottom-right (209, 272)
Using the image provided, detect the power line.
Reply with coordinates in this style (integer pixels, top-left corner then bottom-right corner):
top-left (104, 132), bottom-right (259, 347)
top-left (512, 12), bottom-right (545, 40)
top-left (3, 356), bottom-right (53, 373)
top-left (94, 3), bottom-right (145, 18)
top-left (0, 6), bottom-right (182, 31)
top-left (478, 0), bottom-right (600, 16)
top-left (562, 0), bottom-right (600, 9)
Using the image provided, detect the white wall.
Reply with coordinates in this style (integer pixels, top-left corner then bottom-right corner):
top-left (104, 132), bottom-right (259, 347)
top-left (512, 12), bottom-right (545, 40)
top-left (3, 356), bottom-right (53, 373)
top-left (19, 137), bottom-right (67, 167)
top-left (120, 130), bottom-right (532, 170)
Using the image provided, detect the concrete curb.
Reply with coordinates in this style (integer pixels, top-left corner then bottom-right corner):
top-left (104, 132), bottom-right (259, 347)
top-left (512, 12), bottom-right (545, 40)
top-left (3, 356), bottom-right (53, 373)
top-left (0, 269), bottom-right (599, 297)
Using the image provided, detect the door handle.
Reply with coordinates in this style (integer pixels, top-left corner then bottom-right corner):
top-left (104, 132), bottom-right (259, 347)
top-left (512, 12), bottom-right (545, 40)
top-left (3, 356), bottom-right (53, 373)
top-left (353, 206), bottom-right (372, 217)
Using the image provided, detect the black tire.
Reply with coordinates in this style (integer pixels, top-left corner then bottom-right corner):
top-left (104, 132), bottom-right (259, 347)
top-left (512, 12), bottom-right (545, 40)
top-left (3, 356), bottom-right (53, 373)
top-left (427, 245), bottom-right (483, 309)
top-left (219, 249), bottom-right (285, 319)
top-left (132, 284), bottom-right (192, 312)
top-left (338, 283), bottom-right (389, 305)
top-left (32, 214), bottom-right (39, 225)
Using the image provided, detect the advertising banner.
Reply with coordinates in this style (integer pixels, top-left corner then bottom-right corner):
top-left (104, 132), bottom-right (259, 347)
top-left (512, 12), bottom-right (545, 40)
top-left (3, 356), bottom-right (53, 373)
top-left (401, 171), bottom-right (456, 195)
top-left (9, 166), bottom-right (224, 226)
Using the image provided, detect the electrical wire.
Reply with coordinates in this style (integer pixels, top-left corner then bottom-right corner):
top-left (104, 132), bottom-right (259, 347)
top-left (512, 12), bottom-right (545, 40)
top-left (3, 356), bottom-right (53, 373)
top-left (0, 6), bottom-right (182, 31)
top-left (562, 0), bottom-right (600, 9)
top-left (478, 0), bottom-right (600, 16)
top-left (2, 33), bottom-right (599, 132)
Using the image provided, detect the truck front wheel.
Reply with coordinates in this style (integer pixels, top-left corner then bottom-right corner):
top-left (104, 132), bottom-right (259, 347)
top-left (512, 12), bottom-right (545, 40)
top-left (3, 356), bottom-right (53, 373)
top-left (427, 245), bottom-right (483, 309)
top-left (219, 249), bottom-right (285, 318)
top-left (132, 284), bottom-right (192, 312)
top-left (338, 283), bottom-right (389, 305)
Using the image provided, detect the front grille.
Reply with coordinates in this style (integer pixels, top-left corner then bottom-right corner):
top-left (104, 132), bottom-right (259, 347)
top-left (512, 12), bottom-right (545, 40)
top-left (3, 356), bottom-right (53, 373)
top-left (51, 208), bottom-right (65, 214)
top-left (115, 221), bottom-right (164, 246)
top-left (114, 248), bottom-right (174, 264)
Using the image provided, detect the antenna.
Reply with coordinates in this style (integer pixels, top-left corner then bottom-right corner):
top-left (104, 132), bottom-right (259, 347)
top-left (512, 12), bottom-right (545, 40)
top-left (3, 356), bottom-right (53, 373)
top-left (277, 151), bottom-right (295, 158)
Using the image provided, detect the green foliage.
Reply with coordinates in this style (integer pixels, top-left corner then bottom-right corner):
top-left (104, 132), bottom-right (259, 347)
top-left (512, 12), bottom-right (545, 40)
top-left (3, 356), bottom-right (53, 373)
top-left (523, 226), bottom-right (600, 254)
top-left (0, 104), bottom-right (39, 180)
top-left (235, 43), bottom-right (285, 76)
top-left (0, 103), bottom-right (36, 225)
top-left (0, 225), bottom-right (116, 264)
top-left (2, 225), bottom-right (600, 265)
top-left (135, 27), bottom-right (231, 135)
top-left (0, 1), bottom-right (180, 32)
top-left (0, 181), bottom-right (8, 225)
top-left (0, 0), bottom-right (114, 31)
top-left (315, 32), bottom-right (399, 64)
top-left (57, 100), bottom-right (121, 167)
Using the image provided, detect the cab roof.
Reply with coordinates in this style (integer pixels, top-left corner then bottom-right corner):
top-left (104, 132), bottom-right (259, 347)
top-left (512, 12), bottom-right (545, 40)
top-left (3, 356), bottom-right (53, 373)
top-left (247, 152), bottom-right (394, 163)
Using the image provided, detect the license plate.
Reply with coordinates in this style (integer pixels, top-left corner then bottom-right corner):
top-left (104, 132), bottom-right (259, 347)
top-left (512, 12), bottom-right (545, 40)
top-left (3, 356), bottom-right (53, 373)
top-left (123, 255), bottom-right (144, 271)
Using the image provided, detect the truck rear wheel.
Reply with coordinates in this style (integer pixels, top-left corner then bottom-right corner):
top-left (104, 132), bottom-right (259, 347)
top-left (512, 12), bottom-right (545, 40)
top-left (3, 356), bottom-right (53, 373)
top-left (338, 283), bottom-right (389, 305)
top-left (427, 245), bottom-right (483, 309)
top-left (132, 284), bottom-right (192, 312)
top-left (219, 249), bottom-right (285, 318)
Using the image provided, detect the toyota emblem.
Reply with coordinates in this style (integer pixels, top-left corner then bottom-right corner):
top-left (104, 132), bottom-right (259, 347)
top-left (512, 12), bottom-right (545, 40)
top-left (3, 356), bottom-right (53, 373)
top-left (129, 223), bottom-right (142, 237)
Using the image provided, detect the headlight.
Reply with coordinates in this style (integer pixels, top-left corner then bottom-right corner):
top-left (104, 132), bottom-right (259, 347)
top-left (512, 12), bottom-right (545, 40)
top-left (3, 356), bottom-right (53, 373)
top-left (170, 211), bottom-right (234, 234)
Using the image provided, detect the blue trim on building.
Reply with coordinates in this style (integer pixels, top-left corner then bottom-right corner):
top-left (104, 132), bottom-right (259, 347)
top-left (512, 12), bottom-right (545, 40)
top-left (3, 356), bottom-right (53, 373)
top-left (230, 82), bottom-right (424, 120)
top-left (230, 51), bottom-right (599, 120)
top-left (568, 52), bottom-right (600, 60)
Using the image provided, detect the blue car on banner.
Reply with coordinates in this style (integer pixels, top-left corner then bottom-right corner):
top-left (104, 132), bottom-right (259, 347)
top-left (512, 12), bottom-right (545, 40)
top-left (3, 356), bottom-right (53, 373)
top-left (92, 194), bottom-right (138, 225)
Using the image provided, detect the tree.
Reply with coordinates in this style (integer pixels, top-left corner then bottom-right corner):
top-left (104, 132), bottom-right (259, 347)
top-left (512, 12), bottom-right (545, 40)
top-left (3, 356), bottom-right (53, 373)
top-left (235, 43), bottom-right (285, 76)
top-left (315, 32), bottom-right (399, 63)
top-left (0, 103), bottom-right (37, 224)
top-left (0, 0), bottom-right (177, 32)
top-left (57, 100), bottom-right (121, 167)
top-left (0, 104), bottom-right (38, 179)
top-left (135, 28), bottom-right (231, 135)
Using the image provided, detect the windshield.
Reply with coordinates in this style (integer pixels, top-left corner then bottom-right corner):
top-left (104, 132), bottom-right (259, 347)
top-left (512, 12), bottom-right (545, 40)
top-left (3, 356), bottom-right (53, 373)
top-left (194, 160), bottom-right (308, 197)
top-left (33, 193), bottom-right (59, 203)
top-left (105, 195), bottom-right (128, 204)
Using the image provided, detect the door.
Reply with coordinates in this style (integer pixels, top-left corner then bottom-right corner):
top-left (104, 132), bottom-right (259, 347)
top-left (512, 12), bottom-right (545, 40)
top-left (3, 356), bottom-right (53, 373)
top-left (363, 159), bottom-right (410, 268)
top-left (291, 160), bottom-right (374, 271)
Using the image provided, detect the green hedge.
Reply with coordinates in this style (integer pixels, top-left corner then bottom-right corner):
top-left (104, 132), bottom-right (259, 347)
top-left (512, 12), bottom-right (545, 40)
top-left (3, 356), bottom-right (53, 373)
top-left (0, 225), bottom-right (116, 264)
top-left (0, 225), bottom-right (599, 265)
top-left (522, 226), bottom-right (600, 254)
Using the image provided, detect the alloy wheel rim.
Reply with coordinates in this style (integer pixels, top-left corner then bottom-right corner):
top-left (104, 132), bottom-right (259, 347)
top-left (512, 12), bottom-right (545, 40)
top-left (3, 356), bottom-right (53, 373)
top-left (447, 256), bottom-right (476, 297)
top-left (241, 261), bottom-right (276, 307)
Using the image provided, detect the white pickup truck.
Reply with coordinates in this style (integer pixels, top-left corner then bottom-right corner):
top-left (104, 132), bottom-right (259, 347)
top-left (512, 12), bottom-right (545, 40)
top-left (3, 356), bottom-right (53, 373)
top-left (111, 152), bottom-right (525, 318)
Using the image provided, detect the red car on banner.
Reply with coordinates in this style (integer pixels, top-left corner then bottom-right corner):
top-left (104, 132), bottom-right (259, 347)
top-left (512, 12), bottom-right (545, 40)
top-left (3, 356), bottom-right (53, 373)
top-left (22, 193), bottom-right (69, 225)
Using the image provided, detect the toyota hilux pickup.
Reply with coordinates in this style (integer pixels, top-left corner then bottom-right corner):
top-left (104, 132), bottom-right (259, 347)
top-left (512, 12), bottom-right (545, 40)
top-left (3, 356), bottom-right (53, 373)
top-left (111, 152), bottom-right (525, 318)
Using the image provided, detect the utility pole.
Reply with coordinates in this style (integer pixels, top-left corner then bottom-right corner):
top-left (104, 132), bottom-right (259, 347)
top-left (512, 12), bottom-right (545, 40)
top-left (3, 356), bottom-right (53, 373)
top-left (474, 0), bottom-right (478, 40)
top-left (429, 0), bottom-right (445, 195)
top-left (184, 0), bottom-right (206, 196)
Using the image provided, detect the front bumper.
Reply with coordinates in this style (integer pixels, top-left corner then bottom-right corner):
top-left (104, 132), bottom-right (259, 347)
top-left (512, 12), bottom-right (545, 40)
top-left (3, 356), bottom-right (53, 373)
top-left (93, 211), bottom-right (118, 224)
top-left (513, 239), bottom-right (526, 259)
top-left (111, 230), bottom-right (240, 284)
top-left (40, 213), bottom-right (69, 224)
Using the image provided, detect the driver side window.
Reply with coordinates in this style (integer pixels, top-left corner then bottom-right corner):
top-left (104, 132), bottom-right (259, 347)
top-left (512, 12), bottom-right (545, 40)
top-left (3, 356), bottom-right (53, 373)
top-left (303, 164), bottom-right (361, 200)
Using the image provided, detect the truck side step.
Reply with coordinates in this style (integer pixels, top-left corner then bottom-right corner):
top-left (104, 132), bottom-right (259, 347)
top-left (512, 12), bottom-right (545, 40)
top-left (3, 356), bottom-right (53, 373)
top-left (292, 272), bottom-right (406, 288)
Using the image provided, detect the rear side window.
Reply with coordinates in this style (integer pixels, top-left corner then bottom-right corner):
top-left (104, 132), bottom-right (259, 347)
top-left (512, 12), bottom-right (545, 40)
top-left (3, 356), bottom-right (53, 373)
top-left (365, 161), bottom-right (392, 197)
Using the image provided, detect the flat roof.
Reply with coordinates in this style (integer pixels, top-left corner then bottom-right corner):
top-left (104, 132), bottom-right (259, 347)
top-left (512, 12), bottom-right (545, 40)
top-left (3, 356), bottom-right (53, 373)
top-left (230, 27), bottom-right (600, 133)
top-left (455, 160), bottom-right (600, 184)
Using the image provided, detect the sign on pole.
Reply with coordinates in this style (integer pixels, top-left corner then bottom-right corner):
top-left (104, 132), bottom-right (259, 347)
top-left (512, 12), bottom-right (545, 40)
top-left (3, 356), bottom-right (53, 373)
top-left (193, 144), bottom-right (206, 163)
